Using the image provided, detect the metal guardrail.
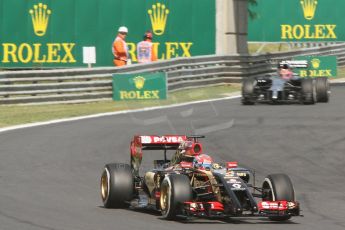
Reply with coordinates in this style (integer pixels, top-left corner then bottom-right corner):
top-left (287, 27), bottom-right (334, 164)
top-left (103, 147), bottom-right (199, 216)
top-left (1, 43), bottom-right (344, 105)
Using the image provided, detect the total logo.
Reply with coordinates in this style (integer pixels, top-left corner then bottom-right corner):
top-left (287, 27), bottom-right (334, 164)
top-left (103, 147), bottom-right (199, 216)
top-left (231, 183), bottom-right (246, 190)
top-left (232, 184), bottom-right (242, 188)
top-left (281, 0), bottom-right (337, 40)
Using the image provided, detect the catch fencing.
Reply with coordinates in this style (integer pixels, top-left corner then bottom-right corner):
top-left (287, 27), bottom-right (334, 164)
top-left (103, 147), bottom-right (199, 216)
top-left (0, 43), bottom-right (344, 104)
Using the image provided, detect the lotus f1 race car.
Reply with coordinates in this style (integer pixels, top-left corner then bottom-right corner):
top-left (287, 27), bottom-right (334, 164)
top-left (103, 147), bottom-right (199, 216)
top-left (242, 60), bottom-right (330, 105)
top-left (100, 135), bottom-right (301, 221)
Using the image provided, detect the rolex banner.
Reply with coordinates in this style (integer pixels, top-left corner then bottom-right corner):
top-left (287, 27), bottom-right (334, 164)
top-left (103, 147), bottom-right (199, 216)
top-left (294, 56), bottom-right (337, 78)
top-left (248, 0), bottom-right (345, 42)
top-left (112, 73), bottom-right (167, 101)
top-left (0, 0), bottom-right (215, 68)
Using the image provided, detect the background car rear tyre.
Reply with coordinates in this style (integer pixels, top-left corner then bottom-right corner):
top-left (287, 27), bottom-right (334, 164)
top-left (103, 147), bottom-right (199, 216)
top-left (242, 77), bottom-right (256, 105)
top-left (315, 77), bottom-right (330, 103)
top-left (262, 174), bottom-right (295, 221)
top-left (301, 78), bottom-right (316, 105)
top-left (100, 163), bottom-right (134, 208)
top-left (160, 174), bottom-right (192, 220)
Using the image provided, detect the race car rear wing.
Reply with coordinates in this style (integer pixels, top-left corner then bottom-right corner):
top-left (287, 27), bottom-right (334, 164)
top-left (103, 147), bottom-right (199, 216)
top-left (132, 135), bottom-right (187, 150)
top-left (130, 135), bottom-right (187, 176)
top-left (279, 60), bottom-right (308, 68)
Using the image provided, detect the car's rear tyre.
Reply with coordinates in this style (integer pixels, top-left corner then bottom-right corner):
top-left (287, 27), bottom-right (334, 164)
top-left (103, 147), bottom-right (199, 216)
top-left (262, 174), bottom-right (295, 221)
top-left (301, 78), bottom-right (316, 105)
top-left (315, 77), bottom-right (330, 102)
top-left (160, 174), bottom-right (192, 220)
top-left (242, 77), bottom-right (256, 105)
top-left (100, 163), bottom-right (134, 208)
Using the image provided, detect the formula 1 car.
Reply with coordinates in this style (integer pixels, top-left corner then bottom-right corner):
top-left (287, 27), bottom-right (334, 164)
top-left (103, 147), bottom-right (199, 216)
top-left (242, 60), bottom-right (330, 105)
top-left (100, 135), bottom-right (301, 221)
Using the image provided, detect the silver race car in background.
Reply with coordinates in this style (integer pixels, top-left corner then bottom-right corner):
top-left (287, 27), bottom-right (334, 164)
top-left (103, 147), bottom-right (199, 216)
top-left (242, 60), bottom-right (330, 105)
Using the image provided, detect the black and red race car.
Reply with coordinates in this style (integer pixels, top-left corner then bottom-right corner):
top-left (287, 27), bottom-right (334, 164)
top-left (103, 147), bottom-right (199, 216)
top-left (100, 135), bottom-right (301, 221)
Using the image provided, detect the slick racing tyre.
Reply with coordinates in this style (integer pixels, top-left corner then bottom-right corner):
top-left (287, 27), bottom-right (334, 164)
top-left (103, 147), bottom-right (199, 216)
top-left (160, 174), bottom-right (192, 220)
top-left (242, 77), bottom-right (256, 105)
top-left (100, 163), bottom-right (134, 208)
top-left (262, 174), bottom-right (295, 221)
top-left (301, 78), bottom-right (316, 105)
top-left (315, 77), bottom-right (330, 103)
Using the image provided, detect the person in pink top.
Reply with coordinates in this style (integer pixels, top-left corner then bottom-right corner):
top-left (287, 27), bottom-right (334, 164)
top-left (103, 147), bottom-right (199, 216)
top-left (137, 31), bottom-right (157, 63)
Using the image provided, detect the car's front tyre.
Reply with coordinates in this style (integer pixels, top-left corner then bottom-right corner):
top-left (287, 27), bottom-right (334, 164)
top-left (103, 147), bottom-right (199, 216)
top-left (242, 77), bottom-right (256, 105)
top-left (301, 78), bottom-right (316, 105)
top-left (315, 77), bottom-right (330, 102)
top-left (160, 174), bottom-right (192, 220)
top-left (262, 173), bottom-right (295, 221)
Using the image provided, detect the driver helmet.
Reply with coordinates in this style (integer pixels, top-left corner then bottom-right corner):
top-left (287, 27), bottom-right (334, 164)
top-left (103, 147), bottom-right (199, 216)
top-left (193, 154), bottom-right (213, 169)
top-left (279, 68), bottom-right (293, 80)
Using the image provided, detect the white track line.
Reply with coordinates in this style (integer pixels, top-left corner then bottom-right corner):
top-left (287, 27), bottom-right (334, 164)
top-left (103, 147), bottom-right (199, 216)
top-left (0, 95), bottom-right (241, 134)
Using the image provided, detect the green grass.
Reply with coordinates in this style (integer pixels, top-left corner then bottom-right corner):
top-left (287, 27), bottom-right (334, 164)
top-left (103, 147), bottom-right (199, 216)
top-left (338, 66), bottom-right (345, 78)
top-left (0, 84), bottom-right (240, 128)
top-left (248, 43), bottom-right (297, 54)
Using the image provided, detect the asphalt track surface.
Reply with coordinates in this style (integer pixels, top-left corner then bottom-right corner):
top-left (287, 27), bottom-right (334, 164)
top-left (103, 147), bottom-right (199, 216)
top-left (1, 86), bottom-right (345, 230)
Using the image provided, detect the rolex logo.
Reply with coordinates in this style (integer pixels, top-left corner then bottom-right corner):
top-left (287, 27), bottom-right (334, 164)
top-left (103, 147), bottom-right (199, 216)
top-left (29, 3), bottom-right (51, 37)
top-left (300, 0), bottom-right (318, 20)
top-left (148, 3), bottom-right (169, 36)
top-left (311, 58), bottom-right (321, 69)
top-left (133, 76), bottom-right (146, 89)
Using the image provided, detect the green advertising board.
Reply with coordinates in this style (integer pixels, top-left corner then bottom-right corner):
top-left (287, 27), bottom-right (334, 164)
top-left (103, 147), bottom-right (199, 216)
top-left (249, 0), bottom-right (345, 42)
top-left (0, 0), bottom-right (215, 68)
top-left (294, 56), bottom-right (337, 78)
top-left (112, 72), bottom-right (167, 101)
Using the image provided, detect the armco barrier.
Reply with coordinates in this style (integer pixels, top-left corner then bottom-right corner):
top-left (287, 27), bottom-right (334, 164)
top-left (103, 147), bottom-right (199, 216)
top-left (0, 43), bottom-right (344, 105)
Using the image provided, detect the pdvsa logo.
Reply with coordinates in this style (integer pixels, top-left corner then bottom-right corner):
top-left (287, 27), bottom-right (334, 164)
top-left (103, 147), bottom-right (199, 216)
top-left (281, 0), bottom-right (337, 40)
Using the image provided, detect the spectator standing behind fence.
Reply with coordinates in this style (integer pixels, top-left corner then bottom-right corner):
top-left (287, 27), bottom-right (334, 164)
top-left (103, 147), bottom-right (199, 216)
top-left (137, 31), bottom-right (157, 63)
top-left (112, 26), bottom-right (129, 66)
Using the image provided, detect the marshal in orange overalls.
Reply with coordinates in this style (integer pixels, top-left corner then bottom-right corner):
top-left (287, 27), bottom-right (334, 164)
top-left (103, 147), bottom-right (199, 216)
top-left (112, 27), bottom-right (129, 66)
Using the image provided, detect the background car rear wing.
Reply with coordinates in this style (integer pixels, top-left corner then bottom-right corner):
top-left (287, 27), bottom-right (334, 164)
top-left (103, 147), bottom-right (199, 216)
top-left (279, 60), bottom-right (308, 68)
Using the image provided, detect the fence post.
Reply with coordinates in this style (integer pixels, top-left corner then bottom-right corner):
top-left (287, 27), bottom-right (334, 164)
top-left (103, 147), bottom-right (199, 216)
top-left (216, 0), bottom-right (248, 55)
